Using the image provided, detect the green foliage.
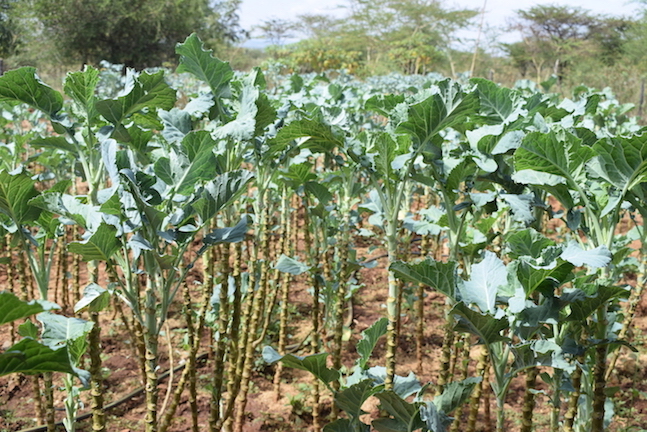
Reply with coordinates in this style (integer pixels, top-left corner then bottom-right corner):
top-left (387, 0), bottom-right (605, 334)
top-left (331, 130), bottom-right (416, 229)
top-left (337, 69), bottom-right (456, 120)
top-left (1, 40), bottom-right (647, 431)
top-left (0, 292), bottom-right (86, 380)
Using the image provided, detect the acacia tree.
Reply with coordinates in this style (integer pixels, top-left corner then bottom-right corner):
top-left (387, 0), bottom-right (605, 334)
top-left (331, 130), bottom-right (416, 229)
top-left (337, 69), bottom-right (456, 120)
top-left (255, 18), bottom-right (296, 46)
top-left (340, 0), bottom-right (477, 73)
top-left (504, 5), bottom-right (630, 82)
top-left (281, 0), bottom-right (475, 75)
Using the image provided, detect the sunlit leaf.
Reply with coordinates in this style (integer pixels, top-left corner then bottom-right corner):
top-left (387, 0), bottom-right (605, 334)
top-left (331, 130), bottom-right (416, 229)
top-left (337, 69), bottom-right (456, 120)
top-left (0, 67), bottom-right (63, 117)
top-left (176, 33), bottom-right (233, 99)
top-left (0, 292), bottom-right (57, 326)
top-left (262, 346), bottom-right (340, 390)
top-left (356, 317), bottom-right (388, 369)
top-left (391, 259), bottom-right (458, 300)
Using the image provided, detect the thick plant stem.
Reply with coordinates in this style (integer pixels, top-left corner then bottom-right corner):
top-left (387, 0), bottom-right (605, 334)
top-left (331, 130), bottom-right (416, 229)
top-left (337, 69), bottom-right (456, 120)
top-left (17, 249), bottom-right (31, 300)
top-left (218, 243), bottom-right (244, 431)
top-left (449, 336), bottom-right (471, 432)
top-left (143, 333), bottom-right (159, 432)
top-left (466, 350), bottom-right (488, 432)
top-left (384, 230), bottom-right (399, 390)
top-left (607, 278), bottom-right (645, 381)
top-left (71, 224), bottom-right (81, 305)
top-left (415, 280), bottom-right (425, 376)
top-left (520, 367), bottom-right (538, 432)
top-left (60, 234), bottom-right (70, 312)
top-left (273, 191), bottom-right (294, 400)
top-left (142, 273), bottom-right (160, 432)
top-left (52, 241), bottom-right (61, 306)
top-left (550, 385), bottom-right (561, 432)
top-left (310, 275), bottom-right (323, 432)
top-left (160, 283), bottom-right (209, 432)
top-left (436, 310), bottom-right (455, 396)
top-left (301, 197), bottom-right (322, 431)
top-left (43, 372), bottom-right (55, 432)
top-left (483, 364), bottom-right (492, 432)
top-left (32, 375), bottom-right (45, 424)
top-left (564, 363), bottom-right (583, 432)
top-left (272, 271), bottom-right (292, 399)
top-left (186, 286), bottom-right (200, 432)
top-left (233, 202), bottom-right (272, 432)
top-left (209, 243), bottom-right (232, 431)
top-left (330, 211), bottom-right (352, 418)
top-left (89, 311), bottom-right (105, 432)
top-left (591, 305), bottom-right (609, 432)
top-left (415, 234), bottom-right (432, 376)
top-left (591, 343), bottom-right (608, 432)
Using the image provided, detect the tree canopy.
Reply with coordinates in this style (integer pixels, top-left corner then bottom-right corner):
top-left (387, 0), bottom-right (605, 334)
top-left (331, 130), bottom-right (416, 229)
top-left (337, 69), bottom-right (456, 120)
top-left (17, 0), bottom-right (245, 69)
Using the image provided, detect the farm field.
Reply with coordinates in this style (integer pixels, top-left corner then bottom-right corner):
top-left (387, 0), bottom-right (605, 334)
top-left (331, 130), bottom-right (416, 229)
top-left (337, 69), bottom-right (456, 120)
top-left (1, 34), bottom-right (647, 432)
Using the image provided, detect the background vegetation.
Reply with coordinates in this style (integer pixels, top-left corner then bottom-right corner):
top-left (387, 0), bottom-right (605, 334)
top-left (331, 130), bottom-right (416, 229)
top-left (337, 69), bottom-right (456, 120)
top-left (0, 0), bottom-right (645, 100)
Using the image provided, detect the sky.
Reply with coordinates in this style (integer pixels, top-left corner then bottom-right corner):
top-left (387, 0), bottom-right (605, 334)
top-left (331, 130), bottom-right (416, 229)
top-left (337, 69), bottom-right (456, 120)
top-left (239, 0), bottom-right (643, 46)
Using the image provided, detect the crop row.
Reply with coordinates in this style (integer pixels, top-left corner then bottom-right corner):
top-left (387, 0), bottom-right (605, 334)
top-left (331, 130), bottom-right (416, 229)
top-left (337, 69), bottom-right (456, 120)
top-left (0, 34), bottom-right (645, 432)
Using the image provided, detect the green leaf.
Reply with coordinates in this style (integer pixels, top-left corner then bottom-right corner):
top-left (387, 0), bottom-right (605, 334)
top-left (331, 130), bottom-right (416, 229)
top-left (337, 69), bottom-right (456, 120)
top-left (324, 419), bottom-right (368, 432)
top-left (214, 79), bottom-right (259, 141)
top-left (18, 320), bottom-right (39, 339)
top-left (304, 181), bottom-right (333, 205)
top-left (199, 217), bottom-right (249, 255)
top-left (505, 229), bottom-right (555, 259)
top-left (335, 379), bottom-right (383, 421)
top-left (275, 255), bottom-right (309, 275)
top-left (451, 302), bottom-right (509, 345)
top-left (0, 170), bottom-right (41, 225)
top-left (589, 135), bottom-right (647, 199)
top-left (372, 418), bottom-right (409, 432)
top-left (262, 346), bottom-right (340, 390)
top-left (282, 162), bottom-right (316, 188)
top-left (64, 66), bottom-right (100, 120)
top-left (460, 252), bottom-right (507, 314)
top-left (0, 292), bottom-right (57, 326)
top-left (560, 241), bottom-right (611, 268)
top-left (159, 108), bottom-right (192, 144)
top-left (154, 157), bottom-right (174, 185)
top-left (193, 170), bottom-right (253, 222)
top-left (95, 70), bottom-right (176, 126)
top-left (500, 194), bottom-right (535, 225)
top-left (30, 192), bottom-right (102, 232)
top-left (176, 33), bottom-right (233, 99)
top-left (356, 317), bottom-right (388, 369)
top-left (254, 92), bottom-right (277, 136)
top-left (433, 377), bottom-right (482, 414)
top-left (0, 67), bottom-right (63, 117)
top-left (68, 223), bottom-right (120, 262)
top-left (397, 79), bottom-right (479, 150)
top-left (372, 132), bottom-right (399, 179)
top-left (0, 339), bottom-right (76, 377)
top-left (513, 259), bottom-right (574, 296)
top-left (31, 136), bottom-right (78, 156)
top-left (419, 402), bottom-right (452, 432)
top-left (472, 78), bottom-right (523, 124)
top-left (38, 312), bottom-right (93, 364)
top-left (176, 130), bottom-right (219, 195)
top-left (274, 119), bottom-right (342, 154)
top-left (365, 94), bottom-right (406, 117)
top-left (513, 131), bottom-right (594, 188)
top-left (74, 283), bottom-right (111, 313)
top-left (373, 391), bottom-right (425, 432)
top-left (567, 286), bottom-right (630, 322)
top-left (361, 367), bottom-right (421, 399)
top-left (390, 259), bottom-right (458, 300)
